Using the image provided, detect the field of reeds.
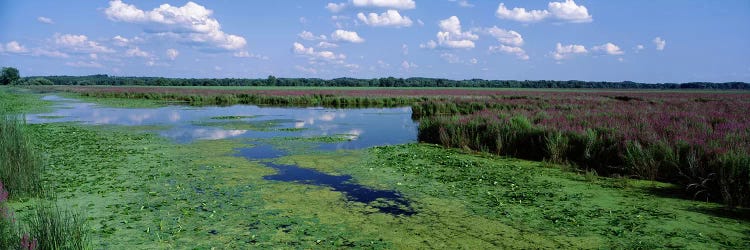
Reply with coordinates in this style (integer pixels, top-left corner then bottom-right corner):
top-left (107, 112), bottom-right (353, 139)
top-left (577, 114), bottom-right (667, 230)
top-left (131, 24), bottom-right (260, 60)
top-left (413, 91), bottom-right (750, 207)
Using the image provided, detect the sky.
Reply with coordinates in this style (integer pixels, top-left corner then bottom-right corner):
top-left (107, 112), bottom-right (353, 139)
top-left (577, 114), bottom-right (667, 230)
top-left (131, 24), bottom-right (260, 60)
top-left (1, 0), bottom-right (749, 83)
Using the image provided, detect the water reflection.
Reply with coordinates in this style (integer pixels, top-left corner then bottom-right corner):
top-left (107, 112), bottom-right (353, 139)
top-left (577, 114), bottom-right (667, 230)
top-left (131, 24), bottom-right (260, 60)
top-left (27, 95), bottom-right (417, 148)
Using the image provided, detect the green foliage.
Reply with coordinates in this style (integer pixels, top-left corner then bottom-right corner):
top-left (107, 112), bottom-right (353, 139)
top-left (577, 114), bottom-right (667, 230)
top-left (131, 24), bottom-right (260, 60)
top-left (0, 110), bottom-right (43, 198)
top-left (715, 151), bottom-right (750, 207)
top-left (24, 201), bottom-right (88, 250)
top-left (0, 67), bottom-right (20, 85)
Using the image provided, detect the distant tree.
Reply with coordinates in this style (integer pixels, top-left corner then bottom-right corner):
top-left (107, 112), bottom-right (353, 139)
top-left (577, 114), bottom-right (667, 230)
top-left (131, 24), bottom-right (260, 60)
top-left (0, 67), bottom-right (20, 85)
top-left (23, 77), bottom-right (53, 85)
top-left (267, 75), bottom-right (277, 86)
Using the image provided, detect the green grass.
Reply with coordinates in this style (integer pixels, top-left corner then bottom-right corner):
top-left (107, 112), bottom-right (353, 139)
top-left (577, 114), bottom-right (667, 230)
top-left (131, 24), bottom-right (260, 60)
top-left (0, 109), bottom-right (43, 199)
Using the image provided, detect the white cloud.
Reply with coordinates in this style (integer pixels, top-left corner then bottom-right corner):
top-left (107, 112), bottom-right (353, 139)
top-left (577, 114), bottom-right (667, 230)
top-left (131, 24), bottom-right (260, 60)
top-left (233, 51), bottom-right (269, 60)
top-left (654, 37), bottom-right (666, 51)
top-left (298, 31), bottom-right (327, 41)
top-left (112, 35), bottom-right (130, 46)
top-left (496, 3), bottom-right (549, 23)
top-left (496, 0), bottom-right (592, 23)
top-left (326, 2), bottom-right (347, 12)
top-left (547, 0), bottom-right (592, 23)
top-left (357, 10), bottom-right (413, 27)
top-left (489, 44), bottom-right (529, 60)
top-left (552, 43), bottom-right (587, 60)
top-left (292, 42), bottom-right (345, 61)
top-left (125, 47), bottom-right (151, 58)
top-left (440, 53), bottom-right (462, 64)
top-left (104, 0), bottom-right (246, 51)
top-left (402, 44), bottom-right (408, 55)
top-left (485, 26), bottom-right (523, 47)
top-left (54, 34), bottom-right (114, 53)
top-left (470, 58), bottom-right (478, 64)
top-left (166, 48), bottom-right (179, 60)
top-left (37, 17), bottom-right (54, 24)
top-left (89, 53), bottom-right (98, 60)
top-left (423, 16), bottom-right (478, 49)
top-left (3, 41), bottom-right (28, 53)
top-left (592, 42), bottom-right (624, 55)
top-left (66, 61), bottom-right (104, 68)
top-left (318, 41), bottom-right (339, 49)
top-left (635, 44), bottom-right (644, 52)
top-left (449, 0), bottom-right (474, 8)
top-left (352, 0), bottom-right (416, 10)
top-left (331, 29), bottom-right (365, 43)
top-left (401, 60), bottom-right (417, 70)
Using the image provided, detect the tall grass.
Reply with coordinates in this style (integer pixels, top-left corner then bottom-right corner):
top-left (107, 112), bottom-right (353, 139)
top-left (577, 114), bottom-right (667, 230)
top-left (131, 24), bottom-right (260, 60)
top-left (1, 181), bottom-right (19, 249)
top-left (415, 92), bottom-right (750, 207)
top-left (0, 109), bottom-right (43, 198)
top-left (24, 201), bottom-right (88, 250)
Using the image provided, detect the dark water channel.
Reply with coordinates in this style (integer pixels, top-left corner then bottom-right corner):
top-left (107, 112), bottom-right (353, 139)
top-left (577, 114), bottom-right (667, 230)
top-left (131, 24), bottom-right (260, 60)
top-left (238, 144), bottom-right (414, 215)
top-left (30, 95), bottom-right (417, 216)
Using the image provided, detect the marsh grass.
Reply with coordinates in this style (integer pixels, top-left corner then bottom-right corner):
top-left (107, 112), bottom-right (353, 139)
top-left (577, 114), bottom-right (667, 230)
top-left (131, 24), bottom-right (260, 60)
top-left (24, 201), bottom-right (88, 250)
top-left (0, 109), bottom-right (43, 198)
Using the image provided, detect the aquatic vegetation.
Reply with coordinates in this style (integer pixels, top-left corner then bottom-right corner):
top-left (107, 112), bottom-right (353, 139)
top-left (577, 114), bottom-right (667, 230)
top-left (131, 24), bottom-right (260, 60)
top-left (415, 91), bottom-right (750, 207)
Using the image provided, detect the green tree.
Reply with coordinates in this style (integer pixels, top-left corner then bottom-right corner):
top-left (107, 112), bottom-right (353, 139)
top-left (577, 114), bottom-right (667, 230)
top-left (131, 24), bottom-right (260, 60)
top-left (0, 67), bottom-right (20, 85)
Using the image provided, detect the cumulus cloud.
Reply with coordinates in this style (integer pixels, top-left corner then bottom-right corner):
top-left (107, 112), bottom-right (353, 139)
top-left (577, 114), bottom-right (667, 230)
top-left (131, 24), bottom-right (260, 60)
top-left (592, 42), bottom-right (624, 55)
top-left (331, 29), bottom-right (365, 43)
top-left (357, 10), bottom-right (413, 27)
top-left (489, 44), bottom-right (529, 60)
top-left (551, 43), bottom-right (587, 60)
top-left (653, 37), bottom-right (666, 51)
top-left (2, 41), bottom-right (29, 53)
top-left (352, 0), bottom-right (416, 10)
top-left (54, 34), bottom-right (114, 53)
top-left (37, 17), bottom-right (54, 24)
top-left (423, 16), bottom-right (478, 49)
top-left (485, 26), bottom-right (523, 47)
top-left (326, 2), bottom-right (347, 12)
top-left (125, 47), bottom-right (151, 58)
top-left (166, 48), bottom-right (179, 60)
top-left (112, 35), bottom-right (130, 46)
top-left (318, 41), bottom-right (339, 49)
top-left (496, 0), bottom-right (592, 23)
top-left (292, 42), bottom-right (345, 61)
top-left (401, 60), bottom-right (417, 70)
top-left (104, 0), bottom-right (246, 51)
top-left (298, 31), bottom-right (327, 41)
top-left (635, 44), bottom-right (644, 52)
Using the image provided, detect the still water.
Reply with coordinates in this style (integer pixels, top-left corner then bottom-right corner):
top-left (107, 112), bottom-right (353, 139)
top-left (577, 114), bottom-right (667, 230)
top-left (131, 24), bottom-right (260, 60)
top-left (28, 95), bottom-right (418, 215)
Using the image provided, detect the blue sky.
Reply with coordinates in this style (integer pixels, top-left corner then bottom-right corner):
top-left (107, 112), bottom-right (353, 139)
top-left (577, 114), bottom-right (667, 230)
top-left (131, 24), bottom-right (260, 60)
top-left (1, 0), bottom-right (749, 83)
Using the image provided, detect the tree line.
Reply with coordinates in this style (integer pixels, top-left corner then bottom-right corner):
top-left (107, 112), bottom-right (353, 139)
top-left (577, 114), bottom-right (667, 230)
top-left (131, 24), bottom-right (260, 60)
top-left (3, 67), bottom-right (749, 89)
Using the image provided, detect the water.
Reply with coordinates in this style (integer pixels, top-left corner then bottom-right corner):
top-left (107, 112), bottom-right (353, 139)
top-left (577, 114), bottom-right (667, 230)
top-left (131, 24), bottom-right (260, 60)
top-left (28, 96), bottom-right (417, 148)
top-left (29, 95), bottom-right (418, 215)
